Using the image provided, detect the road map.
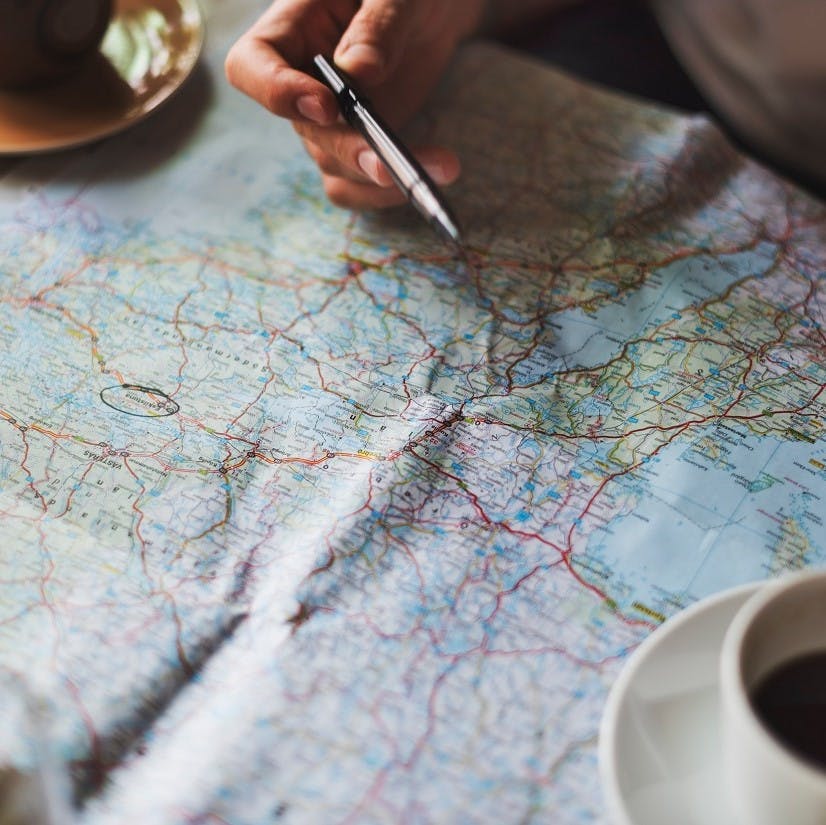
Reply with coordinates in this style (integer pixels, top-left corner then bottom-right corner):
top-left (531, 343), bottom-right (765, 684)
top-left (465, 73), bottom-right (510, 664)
top-left (1, 5), bottom-right (826, 823)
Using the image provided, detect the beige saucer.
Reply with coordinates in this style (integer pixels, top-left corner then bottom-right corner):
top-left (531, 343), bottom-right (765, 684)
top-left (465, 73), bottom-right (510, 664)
top-left (0, 0), bottom-right (203, 155)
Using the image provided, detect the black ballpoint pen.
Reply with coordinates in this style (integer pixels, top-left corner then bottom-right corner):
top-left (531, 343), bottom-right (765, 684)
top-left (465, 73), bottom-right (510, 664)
top-left (313, 54), bottom-right (463, 247)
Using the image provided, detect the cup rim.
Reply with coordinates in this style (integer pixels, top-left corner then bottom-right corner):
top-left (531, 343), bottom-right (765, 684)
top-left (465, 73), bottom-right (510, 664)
top-left (720, 569), bottom-right (826, 786)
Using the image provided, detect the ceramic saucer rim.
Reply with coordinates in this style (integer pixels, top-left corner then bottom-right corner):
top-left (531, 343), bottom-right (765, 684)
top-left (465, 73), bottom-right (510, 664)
top-left (598, 581), bottom-right (763, 825)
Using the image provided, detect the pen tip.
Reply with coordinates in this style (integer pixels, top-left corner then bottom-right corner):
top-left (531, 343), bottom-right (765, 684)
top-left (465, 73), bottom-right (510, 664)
top-left (436, 215), bottom-right (463, 249)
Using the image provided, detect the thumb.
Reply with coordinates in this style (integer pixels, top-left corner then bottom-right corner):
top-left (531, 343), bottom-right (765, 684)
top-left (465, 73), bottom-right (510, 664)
top-left (334, 0), bottom-right (412, 86)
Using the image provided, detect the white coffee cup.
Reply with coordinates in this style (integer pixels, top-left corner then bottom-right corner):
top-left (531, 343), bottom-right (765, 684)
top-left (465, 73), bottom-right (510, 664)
top-left (720, 570), bottom-right (826, 825)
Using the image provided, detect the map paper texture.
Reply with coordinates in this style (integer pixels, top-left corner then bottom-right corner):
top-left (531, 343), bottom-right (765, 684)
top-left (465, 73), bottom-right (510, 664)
top-left (2, 6), bottom-right (826, 823)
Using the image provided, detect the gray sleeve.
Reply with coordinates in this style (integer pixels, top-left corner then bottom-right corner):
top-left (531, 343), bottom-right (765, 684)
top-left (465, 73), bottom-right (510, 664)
top-left (651, 0), bottom-right (826, 188)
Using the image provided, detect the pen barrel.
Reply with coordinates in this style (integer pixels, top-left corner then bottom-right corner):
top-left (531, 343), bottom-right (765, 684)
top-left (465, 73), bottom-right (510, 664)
top-left (312, 54), bottom-right (462, 245)
top-left (351, 102), bottom-right (420, 196)
top-left (352, 102), bottom-right (462, 242)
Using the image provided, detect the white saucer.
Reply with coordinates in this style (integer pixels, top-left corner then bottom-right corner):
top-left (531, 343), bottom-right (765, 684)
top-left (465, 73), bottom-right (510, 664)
top-left (599, 582), bottom-right (763, 825)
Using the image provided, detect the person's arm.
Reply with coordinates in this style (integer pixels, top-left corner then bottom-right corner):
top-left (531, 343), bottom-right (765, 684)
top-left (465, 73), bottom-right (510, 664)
top-left (650, 0), bottom-right (826, 192)
top-left (225, 0), bottom-right (575, 210)
top-left (487, 0), bottom-right (580, 32)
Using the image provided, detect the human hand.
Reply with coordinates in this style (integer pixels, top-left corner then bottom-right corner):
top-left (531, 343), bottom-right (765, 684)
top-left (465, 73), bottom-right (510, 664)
top-left (225, 0), bottom-right (486, 209)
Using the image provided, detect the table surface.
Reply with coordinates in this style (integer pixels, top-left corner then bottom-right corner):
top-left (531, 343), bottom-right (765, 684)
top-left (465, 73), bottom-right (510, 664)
top-left (1, 4), bottom-right (826, 825)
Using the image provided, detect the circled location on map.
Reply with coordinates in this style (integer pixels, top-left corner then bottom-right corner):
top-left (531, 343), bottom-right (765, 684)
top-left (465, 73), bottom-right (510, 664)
top-left (100, 384), bottom-right (180, 418)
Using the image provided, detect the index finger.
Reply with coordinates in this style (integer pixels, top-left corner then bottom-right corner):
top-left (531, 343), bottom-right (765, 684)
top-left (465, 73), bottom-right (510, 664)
top-left (226, 35), bottom-right (339, 126)
top-left (225, 0), bottom-right (356, 125)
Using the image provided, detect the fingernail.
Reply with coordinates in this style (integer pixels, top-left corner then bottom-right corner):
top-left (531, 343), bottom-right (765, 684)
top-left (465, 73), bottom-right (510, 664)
top-left (336, 43), bottom-right (385, 74)
top-left (296, 95), bottom-right (327, 125)
top-left (423, 160), bottom-right (453, 185)
top-left (358, 150), bottom-right (386, 185)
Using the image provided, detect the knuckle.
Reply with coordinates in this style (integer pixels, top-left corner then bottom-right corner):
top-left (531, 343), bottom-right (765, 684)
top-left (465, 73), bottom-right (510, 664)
top-left (300, 137), bottom-right (321, 162)
top-left (224, 45), bottom-right (241, 87)
top-left (298, 127), bottom-right (366, 179)
top-left (317, 154), bottom-right (344, 176)
top-left (261, 76), bottom-right (283, 115)
top-left (304, 144), bottom-right (336, 175)
top-left (323, 176), bottom-right (354, 209)
top-left (332, 132), bottom-right (362, 173)
top-left (352, 0), bottom-right (403, 39)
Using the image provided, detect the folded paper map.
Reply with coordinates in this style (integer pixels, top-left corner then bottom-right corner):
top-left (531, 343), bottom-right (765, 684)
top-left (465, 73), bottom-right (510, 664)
top-left (1, 6), bottom-right (825, 823)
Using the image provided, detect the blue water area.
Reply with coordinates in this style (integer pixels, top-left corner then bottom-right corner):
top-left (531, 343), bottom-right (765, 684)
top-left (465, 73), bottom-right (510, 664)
top-left (512, 244), bottom-right (778, 385)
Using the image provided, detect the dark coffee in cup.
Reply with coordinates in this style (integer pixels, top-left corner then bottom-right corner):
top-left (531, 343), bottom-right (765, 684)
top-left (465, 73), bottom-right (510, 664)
top-left (0, 0), bottom-right (113, 88)
top-left (751, 650), bottom-right (826, 771)
top-left (721, 572), bottom-right (826, 825)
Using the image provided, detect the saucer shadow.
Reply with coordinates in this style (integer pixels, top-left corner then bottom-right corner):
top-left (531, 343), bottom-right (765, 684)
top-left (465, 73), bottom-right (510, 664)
top-left (93, 58), bottom-right (214, 181)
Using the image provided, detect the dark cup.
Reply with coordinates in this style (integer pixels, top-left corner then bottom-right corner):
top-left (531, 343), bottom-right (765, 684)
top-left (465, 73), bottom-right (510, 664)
top-left (0, 0), bottom-right (113, 89)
